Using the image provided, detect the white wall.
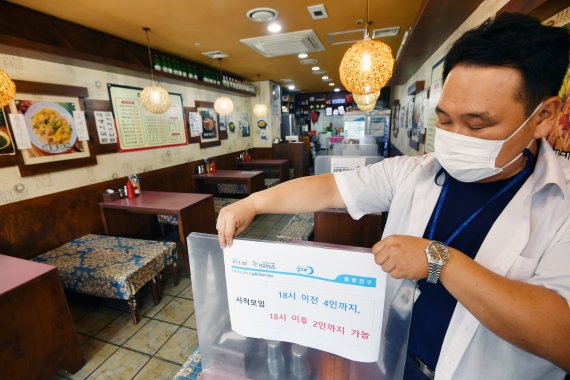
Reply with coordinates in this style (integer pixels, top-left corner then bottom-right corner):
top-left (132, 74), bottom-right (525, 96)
top-left (0, 53), bottom-right (265, 205)
top-left (391, 0), bottom-right (510, 155)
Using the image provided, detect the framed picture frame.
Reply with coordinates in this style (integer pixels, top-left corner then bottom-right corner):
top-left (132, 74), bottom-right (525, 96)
top-left (0, 107), bottom-right (17, 168)
top-left (6, 80), bottom-right (96, 177)
top-left (194, 101), bottom-right (221, 148)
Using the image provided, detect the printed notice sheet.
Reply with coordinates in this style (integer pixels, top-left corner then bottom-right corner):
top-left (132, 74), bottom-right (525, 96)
top-left (224, 240), bottom-right (387, 362)
top-left (330, 156), bottom-right (366, 173)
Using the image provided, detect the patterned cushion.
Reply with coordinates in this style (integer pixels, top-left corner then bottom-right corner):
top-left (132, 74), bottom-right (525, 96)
top-left (216, 183), bottom-right (249, 194)
top-left (32, 234), bottom-right (177, 300)
top-left (265, 178), bottom-right (280, 188)
top-left (173, 347), bottom-right (202, 380)
top-left (157, 213), bottom-right (179, 225)
top-left (276, 213), bottom-right (314, 242)
top-left (213, 197), bottom-right (239, 215)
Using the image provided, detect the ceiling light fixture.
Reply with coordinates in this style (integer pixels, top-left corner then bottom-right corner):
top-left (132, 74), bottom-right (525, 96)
top-left (329, 83), bottom-right (335, 86)
top-left (214, 58), bottom-right (234, 116)
top-left (246, 8), bottom-right (279, 23)
top-left (287, 85), bottom-right (295, 90)
top-left (354, 91), bottom-right (380, 113)
top-left (311, 66), bottom-right (320, 71)
top-left (322, 75), bottom-right (329, 80)
top-left (339, 0), bottom-right (394, 96)
top-left (298, 53), bottom-right (308, 59)
top-left (334, 88), bottom-right (341, 92)
top-left (253, 74), bottom-right (268, 118)
top-left (140, 27), bottom-right (171, 114)
top-left (267, 23), bottom-right (282, 33)
top-left (0, 68), bottom-right (16, 108)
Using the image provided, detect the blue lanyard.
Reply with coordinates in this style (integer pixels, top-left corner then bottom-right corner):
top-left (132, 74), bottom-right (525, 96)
top-left (428, 164), bottom-right (532, 245)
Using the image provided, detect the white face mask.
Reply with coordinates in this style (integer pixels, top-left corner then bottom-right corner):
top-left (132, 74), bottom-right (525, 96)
top-left (434, 103), bottom-right (542, 182)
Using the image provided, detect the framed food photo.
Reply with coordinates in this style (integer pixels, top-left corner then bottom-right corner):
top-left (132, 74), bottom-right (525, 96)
top-left (195, 101), bottom-right (221, 148)
top-left (0, 107), bottom-right (17, 168)
top-left (6, 81), bottom-right (96, 176)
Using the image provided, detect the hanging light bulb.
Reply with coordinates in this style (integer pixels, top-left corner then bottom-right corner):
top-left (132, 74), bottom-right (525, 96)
top-left (141, 27), bottom-right (171, 114)
top-left (214, 58), bottom-right (234, 116)
top-left (354, 91), bottom-right (380, 112)
top-left (339, 0), bottom-right (394, 94)
top-left (253, 74), bottom-right (268, 118)
top-left (0, 68), bottom-right (16, 108)
top-left (214, 96), bottom-right (234, 116)
top-left (253, 103), bottom-right (268, 118)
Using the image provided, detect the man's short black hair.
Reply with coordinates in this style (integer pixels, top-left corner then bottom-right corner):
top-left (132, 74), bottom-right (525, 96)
top-left (443, 12), bottom-right (569, 115)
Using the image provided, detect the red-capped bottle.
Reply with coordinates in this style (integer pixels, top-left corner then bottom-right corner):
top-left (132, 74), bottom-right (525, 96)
top-left (126, 179), bottom-right (136, 199)
top-left (245, 150), bottom-right (251, 161)
top-left (210, 159), bottom-right (217, 173)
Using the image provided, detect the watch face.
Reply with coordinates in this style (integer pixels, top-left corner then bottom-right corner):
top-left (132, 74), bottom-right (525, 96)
top-left (430, 241), bottom-right (449, 262)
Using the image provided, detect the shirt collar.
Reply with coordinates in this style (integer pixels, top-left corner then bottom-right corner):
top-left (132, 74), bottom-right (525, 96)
top-left (530, 138), bottom-right (569, 199)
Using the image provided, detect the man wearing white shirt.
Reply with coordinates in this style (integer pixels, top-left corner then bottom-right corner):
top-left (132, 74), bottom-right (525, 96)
top-left (217, 13), bottom-right (569, 379)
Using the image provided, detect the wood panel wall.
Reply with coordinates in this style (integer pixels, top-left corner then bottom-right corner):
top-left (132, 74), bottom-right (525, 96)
top-left (0, 147), bottom-right (271, 260)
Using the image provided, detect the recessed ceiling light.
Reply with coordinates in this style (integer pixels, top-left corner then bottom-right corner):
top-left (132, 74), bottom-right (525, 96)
top-left (329, 83), bottom-right (335, 86)
top-left (298, 53), bottom-right (308, 59)
top-left (194, 42), bottom-right (201, 47)
top-left (246, 8), bottom-right (279, 23)
top-left (312, 69), bottom-right (326, 74)
top-left (268, 23), bottom-right (282, 33)
top-left (287, 85), bottom-right (295, 90)
top-left (322, 75), bottom-right (329, 80)
top-left (299, 59), bottom-right (318, 65)
top-left (311, 66), bottom-right (320, 71)
top-left (334, 88), bottom-right (341, 92)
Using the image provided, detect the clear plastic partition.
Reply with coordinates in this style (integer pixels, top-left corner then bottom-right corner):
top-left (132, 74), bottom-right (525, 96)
top-left (329, 143), bottom-right (378, 156)
top-left (314, 155), bottom-right (385, 175)
top-left (188, 233), bottom-right (414, 380)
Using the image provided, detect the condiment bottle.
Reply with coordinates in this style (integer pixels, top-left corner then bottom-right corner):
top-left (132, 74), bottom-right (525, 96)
top-left (210, 160), bottom-right (217, 173)
top-left (126, 179), bottom-right (136, 199)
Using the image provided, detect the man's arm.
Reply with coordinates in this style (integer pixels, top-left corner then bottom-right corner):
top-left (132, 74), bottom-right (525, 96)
top-left (216, 173), bottom-right (346, 248)
top-left (373, 235), bottom-right (570, 371)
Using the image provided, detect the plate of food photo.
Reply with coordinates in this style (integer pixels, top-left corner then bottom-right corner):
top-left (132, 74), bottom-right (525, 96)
top-left (24, 102), bottom-right (77, 154)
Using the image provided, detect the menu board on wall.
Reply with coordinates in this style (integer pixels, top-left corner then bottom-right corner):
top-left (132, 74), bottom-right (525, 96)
top-left (108, 84), bottom-right (187, 152)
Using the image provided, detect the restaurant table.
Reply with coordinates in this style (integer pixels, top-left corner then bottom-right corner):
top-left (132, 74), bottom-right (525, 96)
top-left (313, 208), bottom-right (386, 248)
top-left (192, 170), bottom-right (265, 195)
top-left (237, 159), bottom-right (290, 183)
top-left (99, 191), bottom-right (215, 275)
top-left (0, 254), bottom-right (85, 379)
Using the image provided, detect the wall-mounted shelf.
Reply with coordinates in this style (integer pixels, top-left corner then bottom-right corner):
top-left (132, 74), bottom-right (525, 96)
top-left (0, 2), bottom-right (256, 97)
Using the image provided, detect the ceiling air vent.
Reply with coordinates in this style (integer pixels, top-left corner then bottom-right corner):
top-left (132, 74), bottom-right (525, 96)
top-left (307, 4), bottom-right (328, 20)
top-left (372, 26), bottom-right (400, 38)
top-left (201, 50), bottom-right (228, 59)
top-left (240, 30), bottom-right (325, 58)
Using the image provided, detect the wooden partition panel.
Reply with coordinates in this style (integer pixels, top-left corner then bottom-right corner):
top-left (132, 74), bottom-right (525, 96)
top-left (0, 150), bottom-right (245, 259)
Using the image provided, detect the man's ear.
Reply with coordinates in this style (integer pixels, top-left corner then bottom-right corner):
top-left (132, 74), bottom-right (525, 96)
top-left (534, 96), bottom-right (562, 138)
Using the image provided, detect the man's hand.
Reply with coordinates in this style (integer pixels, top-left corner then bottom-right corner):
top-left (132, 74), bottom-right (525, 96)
top-left (372, 235), bottom-right (431, 279)
top-left (216, 198), bottom-right (257, 249)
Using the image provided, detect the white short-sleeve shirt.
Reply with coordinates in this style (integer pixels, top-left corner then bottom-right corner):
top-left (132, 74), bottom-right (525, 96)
top-left (333, 139), bottom-right (569, 380)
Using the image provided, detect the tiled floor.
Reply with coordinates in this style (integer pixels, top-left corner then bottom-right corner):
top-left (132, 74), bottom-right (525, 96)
top-left (52, 212), bottom-right (292, 380)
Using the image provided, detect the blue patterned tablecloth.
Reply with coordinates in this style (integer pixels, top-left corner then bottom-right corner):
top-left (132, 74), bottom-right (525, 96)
top-left (32, 234), bottom-right (177, 300)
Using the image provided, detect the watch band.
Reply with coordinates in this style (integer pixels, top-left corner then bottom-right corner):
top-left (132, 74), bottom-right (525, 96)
top-left (426, 261), bottom-right (442, 284)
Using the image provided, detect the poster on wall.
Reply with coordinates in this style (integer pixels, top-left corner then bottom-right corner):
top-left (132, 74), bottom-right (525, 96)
top-left (8, 95), bottom-right (91, 164)
top-left (219, 114), bottom-right (227, 132)
top-left (0, 108), bottom-right (16, 155)
top-left (240, 112), bottom-right (250, 137)
top-left (228, 113), bottom-right (236, 133)
top-left (410, 89), bottom-right (428, 151)
top-left (198, 107), bottom-right (219, 142)
top-left (108, 84), bottom-right (187, 152)
top-left (391, 104), bottom-right (400, 139)
top-left (544, 7), bottom-right (570, 159)
top-left (425, 58), bottom-right (445, 153)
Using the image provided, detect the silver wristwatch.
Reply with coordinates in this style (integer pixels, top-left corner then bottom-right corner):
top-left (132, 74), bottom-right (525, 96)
top-left (425, 240), bottom-right (449, 284)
